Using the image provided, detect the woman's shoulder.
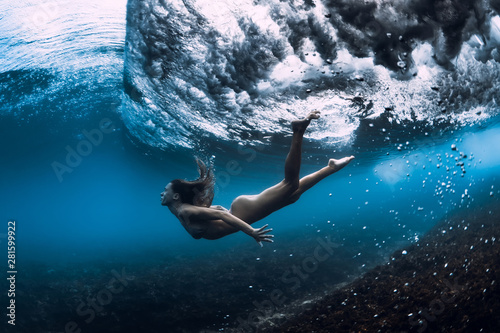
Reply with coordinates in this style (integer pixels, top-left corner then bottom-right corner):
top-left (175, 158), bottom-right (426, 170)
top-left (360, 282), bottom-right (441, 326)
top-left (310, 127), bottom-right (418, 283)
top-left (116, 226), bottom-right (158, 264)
top-left (177, 203), bottom-right (197, 221)
top-left (176, 204), bottom-right (210, 239)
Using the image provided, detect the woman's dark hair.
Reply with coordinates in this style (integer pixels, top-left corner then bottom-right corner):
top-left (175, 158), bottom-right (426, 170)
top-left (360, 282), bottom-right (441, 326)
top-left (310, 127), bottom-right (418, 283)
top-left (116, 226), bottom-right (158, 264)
top-left (170, 159), bottom-right (215, 207)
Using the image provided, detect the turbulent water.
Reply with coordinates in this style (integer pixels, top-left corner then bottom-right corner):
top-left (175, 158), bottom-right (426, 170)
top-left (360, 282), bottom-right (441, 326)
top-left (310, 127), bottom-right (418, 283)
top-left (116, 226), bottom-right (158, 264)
top-left (123, 0), bottom-right (500, 151)
top-left (1, 0), bottom-right (500, 332)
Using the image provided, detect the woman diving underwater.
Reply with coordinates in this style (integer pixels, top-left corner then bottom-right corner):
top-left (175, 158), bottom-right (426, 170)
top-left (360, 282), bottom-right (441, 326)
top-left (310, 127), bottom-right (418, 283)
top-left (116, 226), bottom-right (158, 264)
top-left (161, 111), bottom-right (355, 246)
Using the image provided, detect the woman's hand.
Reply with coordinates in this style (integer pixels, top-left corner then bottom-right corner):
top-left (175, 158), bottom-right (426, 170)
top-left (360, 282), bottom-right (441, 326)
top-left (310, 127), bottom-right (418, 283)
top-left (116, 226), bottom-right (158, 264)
top-left (250, 224), bottom-right (274, 247)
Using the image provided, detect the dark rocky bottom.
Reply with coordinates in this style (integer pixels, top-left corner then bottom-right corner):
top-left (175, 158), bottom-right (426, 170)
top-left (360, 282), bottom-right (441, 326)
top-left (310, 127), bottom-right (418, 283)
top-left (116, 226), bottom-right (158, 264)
top-left (272, 202), bottom-right (500, 332)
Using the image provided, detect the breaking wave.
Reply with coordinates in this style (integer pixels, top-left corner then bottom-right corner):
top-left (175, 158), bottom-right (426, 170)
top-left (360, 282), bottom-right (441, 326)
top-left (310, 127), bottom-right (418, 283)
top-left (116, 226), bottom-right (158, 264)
top-left (123, 0), bottom-right (500, 151)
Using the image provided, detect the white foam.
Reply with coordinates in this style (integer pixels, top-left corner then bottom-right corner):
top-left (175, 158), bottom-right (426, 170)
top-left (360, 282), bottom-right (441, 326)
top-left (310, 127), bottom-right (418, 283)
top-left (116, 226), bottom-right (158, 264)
top-left (121, 0), bottom-right (500, 151)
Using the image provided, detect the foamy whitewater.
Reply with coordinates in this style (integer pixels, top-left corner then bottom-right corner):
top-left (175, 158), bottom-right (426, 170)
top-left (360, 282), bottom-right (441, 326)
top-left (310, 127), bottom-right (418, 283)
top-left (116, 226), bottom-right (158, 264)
top-left (122, 0), bottom-right (500, 150)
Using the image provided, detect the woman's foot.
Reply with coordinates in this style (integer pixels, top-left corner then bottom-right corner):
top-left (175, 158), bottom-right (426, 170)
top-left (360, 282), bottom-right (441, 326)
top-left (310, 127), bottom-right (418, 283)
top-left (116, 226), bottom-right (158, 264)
top-left (328, 156), bottom-right (355, 172)
top-left (292, 110), bottom-right (321, 132)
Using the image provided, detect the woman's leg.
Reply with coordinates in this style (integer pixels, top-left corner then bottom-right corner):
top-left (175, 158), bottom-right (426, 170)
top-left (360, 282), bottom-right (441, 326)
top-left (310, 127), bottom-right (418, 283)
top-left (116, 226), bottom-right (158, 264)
top-left (222, 156), bottom-right (354, 238)
top-left (290, 156), bottom-right (355, 199)
top-left (229, 111), bottom-right (321, 223)
top-left (284, 110), bottom-right (321, 186)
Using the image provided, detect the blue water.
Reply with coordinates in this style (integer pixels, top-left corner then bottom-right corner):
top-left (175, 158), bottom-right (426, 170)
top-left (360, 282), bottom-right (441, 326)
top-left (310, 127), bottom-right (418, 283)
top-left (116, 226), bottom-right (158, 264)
top-left (1, 0), bottom-right (500, 332)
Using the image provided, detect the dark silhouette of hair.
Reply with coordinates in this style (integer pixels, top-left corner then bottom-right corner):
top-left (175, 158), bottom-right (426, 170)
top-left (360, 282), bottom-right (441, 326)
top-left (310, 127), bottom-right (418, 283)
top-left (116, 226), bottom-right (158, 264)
top-left (170, 159), bottom-right (215, 207)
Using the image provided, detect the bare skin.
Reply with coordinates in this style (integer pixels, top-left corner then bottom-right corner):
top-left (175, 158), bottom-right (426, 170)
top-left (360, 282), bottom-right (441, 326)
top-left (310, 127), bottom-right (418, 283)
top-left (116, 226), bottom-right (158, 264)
top-left (161, 111), bottom-right (355, 246)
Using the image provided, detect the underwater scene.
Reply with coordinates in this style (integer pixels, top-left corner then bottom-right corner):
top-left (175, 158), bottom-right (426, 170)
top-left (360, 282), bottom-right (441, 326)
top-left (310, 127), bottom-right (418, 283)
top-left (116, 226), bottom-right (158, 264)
top-left (1, 0), bottom-right (500, 332)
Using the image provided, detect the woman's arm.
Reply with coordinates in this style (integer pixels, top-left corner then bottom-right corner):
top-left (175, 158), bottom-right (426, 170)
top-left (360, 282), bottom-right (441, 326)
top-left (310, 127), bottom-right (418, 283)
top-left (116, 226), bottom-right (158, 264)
top-left (210, 205), bottom-right (229, 212)
top-left (180, 205), bottom-right (273, 246)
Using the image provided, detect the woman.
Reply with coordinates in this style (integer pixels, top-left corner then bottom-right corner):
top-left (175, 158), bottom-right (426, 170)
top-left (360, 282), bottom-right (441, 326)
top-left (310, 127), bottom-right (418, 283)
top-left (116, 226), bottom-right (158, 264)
top-left (161, 111), bottom-right (355, 246)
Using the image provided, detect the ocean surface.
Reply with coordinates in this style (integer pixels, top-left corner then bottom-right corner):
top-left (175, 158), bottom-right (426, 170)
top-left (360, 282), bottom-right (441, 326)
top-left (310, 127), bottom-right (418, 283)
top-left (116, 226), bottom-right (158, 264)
top-left (1, 0), bottom-right (500, 332)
